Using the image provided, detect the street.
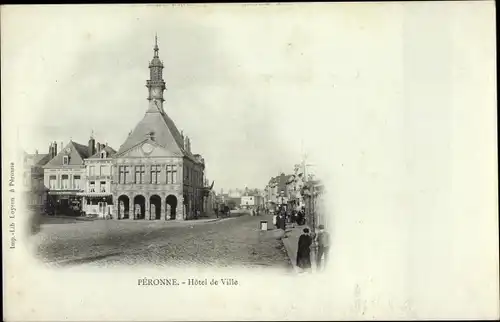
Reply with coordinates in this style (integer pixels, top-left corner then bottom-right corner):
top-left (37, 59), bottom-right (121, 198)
top-left (34, 214), bottom-right (291, 269)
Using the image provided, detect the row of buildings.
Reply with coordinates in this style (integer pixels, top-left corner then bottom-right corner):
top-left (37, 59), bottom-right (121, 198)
top-left (22, 37), bottom-right (215, 221)
top-left (263, 164), bottom-right (326, 227)
top-left (215, 187), bottom-right (265, 210)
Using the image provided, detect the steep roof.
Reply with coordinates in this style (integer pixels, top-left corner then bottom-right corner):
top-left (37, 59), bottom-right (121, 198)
top-left (116, 105), bottom-right (184, 156)
top-left (44, 141), bottom-right (90, 167)
top-left (116, 105), bottom-right (203, 164)
top-left (88, 145), bottom-right (117, 159)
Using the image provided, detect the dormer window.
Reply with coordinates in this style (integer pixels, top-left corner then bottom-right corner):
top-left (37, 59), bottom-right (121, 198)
top-left (100, 151), bottom-right (107, 159)
top-left (63, 156), bottom-right (69, 165)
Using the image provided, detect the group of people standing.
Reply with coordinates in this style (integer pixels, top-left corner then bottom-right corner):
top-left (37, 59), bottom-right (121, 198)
top-left (272, 208), bottom-right (306, 228)
top-left (296, 224), bottom-right (330, 272)
top-left (272, 207), bottom-right (330, 272)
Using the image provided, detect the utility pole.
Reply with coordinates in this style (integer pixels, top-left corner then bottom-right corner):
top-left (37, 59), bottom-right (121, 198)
top-left (300, 142), bottom-right (320, 272)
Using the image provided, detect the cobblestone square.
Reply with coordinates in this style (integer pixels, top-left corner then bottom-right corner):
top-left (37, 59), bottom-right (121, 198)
top-left (35, 214), bottom-right (291, 269)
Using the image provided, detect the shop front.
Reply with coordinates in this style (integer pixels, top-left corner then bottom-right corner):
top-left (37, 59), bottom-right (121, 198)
top-left (47, 191), bottom-right (83, 216)
top-left (79, 193), bottom-right (113, 218)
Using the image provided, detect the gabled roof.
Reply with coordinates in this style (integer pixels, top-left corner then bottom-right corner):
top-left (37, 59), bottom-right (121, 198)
top-left (44, 141), bottom-right (90, 167)
top-left (72, 142), bottom-right (90, 158)
top-left (116, 105), bottom-right (184, 157)
top-left (115, 105), bottom-right (203, 164)
top-left (87, 145), bottom-right (117, 159)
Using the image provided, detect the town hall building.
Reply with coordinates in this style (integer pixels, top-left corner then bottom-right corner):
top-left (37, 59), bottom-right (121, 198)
top-left (111, 37), bottom-right (208, 221)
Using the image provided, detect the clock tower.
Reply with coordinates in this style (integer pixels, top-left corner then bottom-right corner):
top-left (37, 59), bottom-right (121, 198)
top-left (146, 34), bottom-right (166, 113)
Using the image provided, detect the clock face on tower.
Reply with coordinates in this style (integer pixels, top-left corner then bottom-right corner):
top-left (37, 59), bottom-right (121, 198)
top-left (142, 143), bottom-right (154, 154)
top-left (151, 87), bottom-right (161, 98)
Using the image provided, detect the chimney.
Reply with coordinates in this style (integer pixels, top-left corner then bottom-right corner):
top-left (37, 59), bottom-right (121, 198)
top-left (96, 142), bottom-right (101, 153)
top-left (88, 136), bottom-right (96, 156)
top-left (53, 141), bottom-right (58, 158)
top-left (35, 149), bottom-right (39, 155)
top-left (48, 143), bottom-right (53, 157)
top-left (60, 142), bottom-right (63, 154)
top-left (101, 143), bottom-right (105, 151)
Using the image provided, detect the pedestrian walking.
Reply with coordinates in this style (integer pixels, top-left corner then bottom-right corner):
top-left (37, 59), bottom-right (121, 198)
top-left (296, 210), bottom-right (304, 225)
top-left (316, 224), bottom-right (330, 269)
top-left (278, 211), bottom-right (287, 238)
top-left (278, 211), bottom-right (286, 230)
top-left (296, 228), bottom-right (312, 271)
top-left (272, 213), bottom-right (277, 228)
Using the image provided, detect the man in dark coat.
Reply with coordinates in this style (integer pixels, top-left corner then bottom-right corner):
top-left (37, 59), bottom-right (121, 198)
top-left (278, 211), bottom-right (286, 230)
top-left (296, 228), bottom-right (312, 271)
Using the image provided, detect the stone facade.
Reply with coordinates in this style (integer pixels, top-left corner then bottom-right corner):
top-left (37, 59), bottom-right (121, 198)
top-left (43, 141), bottom-right (90, 215)
top-left (35, 37), bottom-right (213, 220)
top-left (80, 140), bottom-right (116, 218)
top-left (264, 173), bottom-right (293, 208)
top-left (111, 36), bottom-right (208, 221)
top-left (112, 156), bottom-right (185, 220)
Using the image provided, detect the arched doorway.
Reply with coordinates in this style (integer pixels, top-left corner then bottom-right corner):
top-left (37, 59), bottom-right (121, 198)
top-left (118, 195), bottom-right (130, 219)
top-left (166, 195), bottom-right (177, 220)
top-left (133, 195), bottom-right (146, 220)
top-left (150, 195), bottom-right (162, 220)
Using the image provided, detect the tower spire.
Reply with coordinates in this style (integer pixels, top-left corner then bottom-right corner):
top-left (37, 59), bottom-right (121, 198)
top-left (154, 33), bottom-right (159, 57)
top-left (147, 34), bottom-right (166, 111)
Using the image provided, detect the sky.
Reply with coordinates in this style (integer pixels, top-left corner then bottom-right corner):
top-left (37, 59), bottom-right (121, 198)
top-left (2, 3), bottom-right (498, 318)
top-left (2, 4), bottom-right (426, 191)
top-left (3, 4), bottom-right (345, 191)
